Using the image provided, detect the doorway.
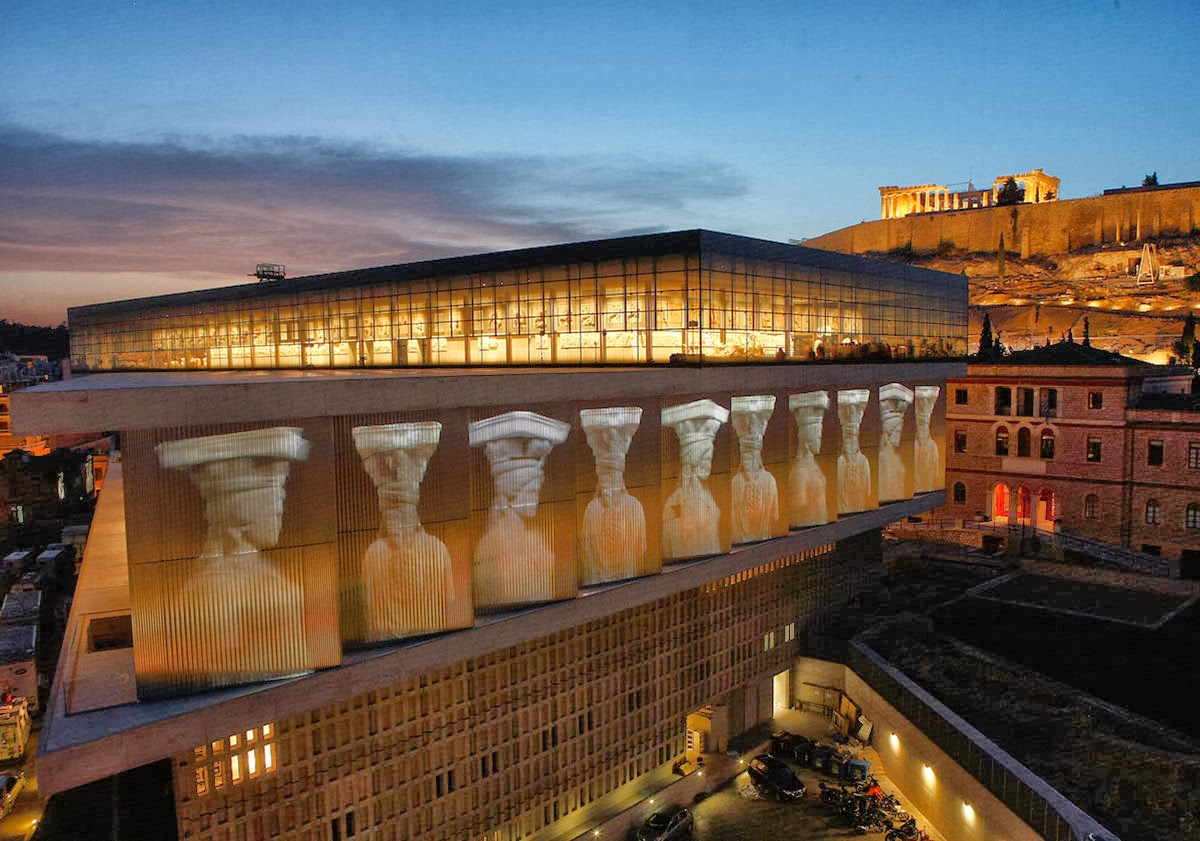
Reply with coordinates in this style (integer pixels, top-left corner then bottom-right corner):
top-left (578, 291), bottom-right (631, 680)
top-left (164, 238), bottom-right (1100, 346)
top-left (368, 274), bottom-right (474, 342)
top-left (772, 670), bottom-right (790, 717)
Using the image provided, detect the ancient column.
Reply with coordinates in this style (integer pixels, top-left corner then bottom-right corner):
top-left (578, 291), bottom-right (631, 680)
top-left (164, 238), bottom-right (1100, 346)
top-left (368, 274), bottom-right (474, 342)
top-left (155, 427), bottom-right (312, 685)
top-left (579, 407), bottom-right (646, 584)
top-left (878, 383), bottom-right (914, 503)
top-left (662, 398), bottom-right (728, 560)
top-left (837, 390), bottom-right (871, 514)
top-left (730, 395), bottom-right (778, 544)
top-left (913, 386), bottom-right (942, 493)
top-left (353, 421), bottom-right (453, 640)
top-left (788, 391), bottom-right (830, 528)
top-left (470, 411), bottom-right (570, 607)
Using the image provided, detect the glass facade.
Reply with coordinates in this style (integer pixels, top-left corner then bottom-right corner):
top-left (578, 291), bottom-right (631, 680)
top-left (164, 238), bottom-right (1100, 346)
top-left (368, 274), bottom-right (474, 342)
top-left (68, 231), bottom-right (968, 372)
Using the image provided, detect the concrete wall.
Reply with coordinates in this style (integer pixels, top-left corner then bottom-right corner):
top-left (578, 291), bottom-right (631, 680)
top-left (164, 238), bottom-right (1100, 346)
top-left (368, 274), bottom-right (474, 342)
top-left (806, 185), bottom-right (1200, 259)
top-left (793, 656), bottom-right (1045, 841)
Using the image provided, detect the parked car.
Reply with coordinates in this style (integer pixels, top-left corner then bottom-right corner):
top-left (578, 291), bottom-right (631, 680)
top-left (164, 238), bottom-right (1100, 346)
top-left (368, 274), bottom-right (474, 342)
top-left (0, 772), bottom-right (25, 818)
top-left (635, 804), bottom-right (693, 840)
top-left (747, 753), bottom-right (806, 801)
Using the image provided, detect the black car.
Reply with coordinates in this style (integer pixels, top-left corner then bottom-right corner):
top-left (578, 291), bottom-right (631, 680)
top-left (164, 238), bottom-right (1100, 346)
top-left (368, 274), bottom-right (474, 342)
top-left (635, 804), bottom-right (693, 841)
top-left (747, 753), bottom-right (807, 801)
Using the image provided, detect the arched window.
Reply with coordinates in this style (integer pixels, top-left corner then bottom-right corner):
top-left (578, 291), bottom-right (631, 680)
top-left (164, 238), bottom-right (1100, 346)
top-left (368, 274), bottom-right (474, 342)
top-left (1145, 499), bottom-right (1162, 525)
top-left (1187, 503), bottom-right (1200, 530)
top-left (953, 482), bottom-right (966, 504)
top-left (1016, 486), bottom-right (1031, 522)
top-left (1040, 429), bottom-right (1055, 460)
top-left (995, 427), bottom-right (1009, 456)
top-left (1017, 427), bottom-right (1032, 458)
top-left (993, 484), bottom-right (1010, 520)
top-left (1084, 494), bottom-right (1098, 520)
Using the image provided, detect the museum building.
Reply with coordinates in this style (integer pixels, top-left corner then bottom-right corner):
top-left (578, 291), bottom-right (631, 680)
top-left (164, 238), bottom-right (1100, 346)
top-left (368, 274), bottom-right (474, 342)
top-left (14, 230), bottom-right (967, 840)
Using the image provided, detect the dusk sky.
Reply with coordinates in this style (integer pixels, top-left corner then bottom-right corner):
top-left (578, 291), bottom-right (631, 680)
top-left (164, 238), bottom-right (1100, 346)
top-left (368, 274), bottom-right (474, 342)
top-left (3, 1), bottom-right (1198, 326)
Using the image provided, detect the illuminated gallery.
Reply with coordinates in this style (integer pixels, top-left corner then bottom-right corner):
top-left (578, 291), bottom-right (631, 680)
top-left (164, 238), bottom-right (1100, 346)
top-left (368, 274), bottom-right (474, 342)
top-left (15, 230), bottom-right (967, 840)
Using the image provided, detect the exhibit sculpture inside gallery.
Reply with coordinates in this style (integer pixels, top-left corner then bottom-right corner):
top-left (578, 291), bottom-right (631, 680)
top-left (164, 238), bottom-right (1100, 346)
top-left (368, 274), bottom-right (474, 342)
top-left (13, 230), bottom-right (966, 841)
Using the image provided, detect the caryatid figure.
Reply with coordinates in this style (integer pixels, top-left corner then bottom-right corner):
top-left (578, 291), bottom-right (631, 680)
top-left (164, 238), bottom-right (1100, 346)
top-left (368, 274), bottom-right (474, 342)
top-left (469, 411), bottom-right (570, 607)
top-left (913, 385), bottom-right (942, 494)
top-left (730, 395), bottom-right (778, 544)
top-left (579, 407), bottom-right (647, 584)
top-left (878, 383), bottom-right (914, 503)
top-left (155, 427), bottom-right (311, 684)
top-left (352, 421), bottom-right (453, 641)
top-left (662, 398), bottom-right (729, 560)
top-left (837, 390), bottom-right (872, 514)
top-left (788, 391), bottom-right (830, 527)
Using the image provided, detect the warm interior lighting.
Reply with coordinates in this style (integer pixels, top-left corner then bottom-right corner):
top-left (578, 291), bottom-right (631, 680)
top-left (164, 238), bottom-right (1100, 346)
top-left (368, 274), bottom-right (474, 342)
top-left (262, 723), bottom-right (273, 738)
top-left (231, 754), bottom-right (242, 782)
top-left (923, 762), bottom-right (935, 782)
top-left (247, 748), bottom-right (258, 775)
top-left (264, 743), bottom-right (275, 771)
top-left (889, 731), bottom-right (900, 748)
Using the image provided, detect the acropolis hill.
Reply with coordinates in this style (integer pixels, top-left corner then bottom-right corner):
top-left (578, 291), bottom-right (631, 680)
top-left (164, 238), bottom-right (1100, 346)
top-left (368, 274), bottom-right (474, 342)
top-left (805, 176), bottom-right (1200, 363)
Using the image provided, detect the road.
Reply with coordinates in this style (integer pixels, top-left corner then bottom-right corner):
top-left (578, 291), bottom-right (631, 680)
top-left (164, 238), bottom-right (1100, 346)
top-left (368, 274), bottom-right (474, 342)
top-left (0, 728), bottom-right (45, 841)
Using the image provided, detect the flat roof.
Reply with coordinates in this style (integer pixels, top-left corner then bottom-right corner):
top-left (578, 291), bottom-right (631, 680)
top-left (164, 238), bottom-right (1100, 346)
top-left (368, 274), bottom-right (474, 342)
top-left (0, 625), bottom-right (35, 663)
top-left (12, 360), bottom-right (964, 435)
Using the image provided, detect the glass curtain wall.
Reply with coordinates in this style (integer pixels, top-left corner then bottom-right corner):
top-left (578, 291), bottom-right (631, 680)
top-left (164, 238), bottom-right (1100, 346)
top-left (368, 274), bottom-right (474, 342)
top-left (70, 242), bottom-right (966, 371)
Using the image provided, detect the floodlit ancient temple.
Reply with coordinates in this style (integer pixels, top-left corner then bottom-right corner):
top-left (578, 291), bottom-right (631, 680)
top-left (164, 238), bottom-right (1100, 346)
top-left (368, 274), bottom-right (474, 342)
top-left (15, 230), bottom-right (968, 840)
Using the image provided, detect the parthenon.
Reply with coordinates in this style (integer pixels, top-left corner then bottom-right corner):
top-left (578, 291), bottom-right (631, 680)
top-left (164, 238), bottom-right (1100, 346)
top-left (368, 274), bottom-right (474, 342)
top-left (879, 168), bottom-right (1059, 219)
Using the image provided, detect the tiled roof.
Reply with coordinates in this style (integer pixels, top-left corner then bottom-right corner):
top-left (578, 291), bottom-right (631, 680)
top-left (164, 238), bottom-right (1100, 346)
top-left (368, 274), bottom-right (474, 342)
top-left (973, 340), bottom-right (1154, 367)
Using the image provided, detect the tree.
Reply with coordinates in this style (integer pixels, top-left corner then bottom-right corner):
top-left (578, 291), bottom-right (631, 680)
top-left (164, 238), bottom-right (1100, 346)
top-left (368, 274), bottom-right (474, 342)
top-left (978, 312), bottom-right (994, 357)
top-left (1143, 172), bottom-right (1159, 187)
top-left (1082, 317), bottom-right (1091, 347)
top-left (994, 331), bottom-right (1007, 357)
top-left (996, 177), bottom-right (1021, 206)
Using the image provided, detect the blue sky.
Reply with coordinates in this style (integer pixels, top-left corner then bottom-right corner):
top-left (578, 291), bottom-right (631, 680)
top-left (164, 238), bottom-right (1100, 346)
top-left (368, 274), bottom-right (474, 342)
top-left (2, 0), bottom-right (1198, 325)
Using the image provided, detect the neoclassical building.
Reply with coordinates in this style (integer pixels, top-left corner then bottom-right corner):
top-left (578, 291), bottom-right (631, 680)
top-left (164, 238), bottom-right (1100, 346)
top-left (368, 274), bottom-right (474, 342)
top-left (939, 341), bottom-right (1200, 576)
top-left (15, 230), bottom-right (967, 840)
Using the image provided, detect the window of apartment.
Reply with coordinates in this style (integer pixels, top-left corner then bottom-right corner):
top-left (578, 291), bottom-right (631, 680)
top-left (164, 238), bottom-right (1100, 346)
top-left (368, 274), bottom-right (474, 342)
top-left (1189, 443), bottom-right (1200, 469)
top-left (1147, 440), bottom-right (1164, 466)
top-left (1141, 544), bottom-right (1161, 556)
top-left (953, 482), bottom-right (966, 504)
top-left (1187, 503), bottom-right (1200, 530)
top-left (954, 430), bottom-right (967, 453)
top-left (1017, 427), bottom-right (1032, 458)
top-left (954, 388), bottom-right (968, 405)
top-left (994, 427), bottom-right (1009, 456)
top-left (994, 387), bottom-right (1012, 416)
top-left (1145, 499), bottom-right (1162, 525)
top-left (1087, 437), bottom-right (1102, 463)
top-left (1040, 388), bottom-right (1058, 418)
top-left (1087, 391), bottom-right (1104, 410)
top-left (1084, 494), bottom-right (1098, 519)
top-left (1017, 387), bottom-right (1035, 417)
top-left (1040, 429), bottom-right (1056, 460)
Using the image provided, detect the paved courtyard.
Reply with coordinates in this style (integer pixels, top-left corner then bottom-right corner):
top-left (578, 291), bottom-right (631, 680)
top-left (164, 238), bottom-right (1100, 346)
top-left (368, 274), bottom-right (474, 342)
top-left (613, 710), bottom-right (942, 841)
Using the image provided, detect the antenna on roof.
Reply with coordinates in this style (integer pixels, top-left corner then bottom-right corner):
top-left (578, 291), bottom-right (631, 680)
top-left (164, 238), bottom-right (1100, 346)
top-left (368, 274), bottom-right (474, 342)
top-left (250, 263), bottom-right (285, 282)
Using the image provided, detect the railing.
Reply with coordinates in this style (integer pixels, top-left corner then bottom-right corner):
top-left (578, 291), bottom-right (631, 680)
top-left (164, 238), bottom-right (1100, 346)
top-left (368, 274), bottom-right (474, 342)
top-left (846, 640), bottom-right (1119, 841)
